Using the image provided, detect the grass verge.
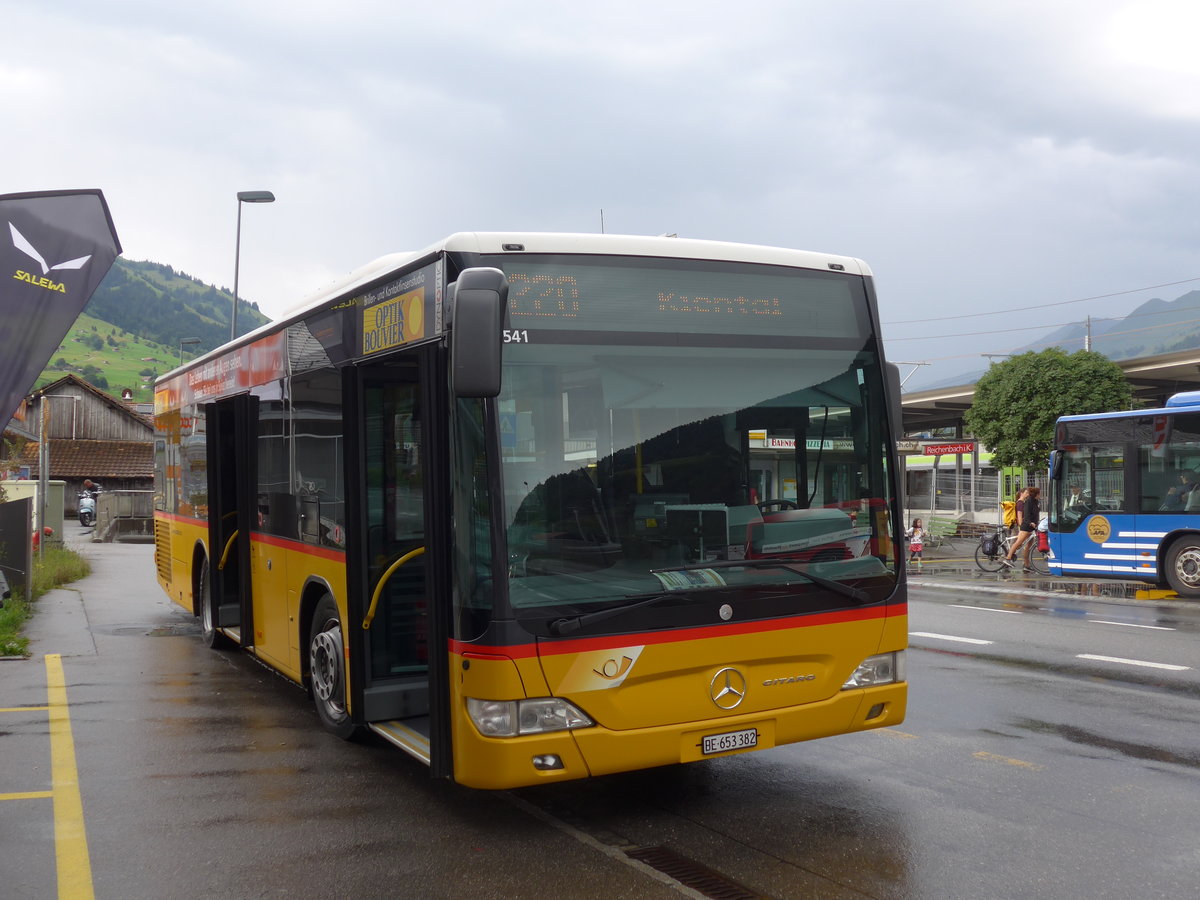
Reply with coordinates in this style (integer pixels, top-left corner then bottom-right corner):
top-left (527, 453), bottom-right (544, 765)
top-left (0, 548), bottom-right (91, 657)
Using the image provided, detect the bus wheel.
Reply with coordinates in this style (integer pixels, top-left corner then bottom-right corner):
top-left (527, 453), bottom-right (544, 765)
top-left (1164, 537), bottom-right (1200, 598)
top-left (309, 595), bottom-right (358, 740)
top-left (198, 558), bottom-right (232, 649)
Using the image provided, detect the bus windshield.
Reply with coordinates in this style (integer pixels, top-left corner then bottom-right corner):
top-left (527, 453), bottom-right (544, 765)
top-left (478, 254), bottom-right (898, 634)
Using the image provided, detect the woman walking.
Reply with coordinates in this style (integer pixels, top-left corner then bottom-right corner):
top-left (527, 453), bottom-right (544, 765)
top-left (1002, 486), bottom-right (1040, 571)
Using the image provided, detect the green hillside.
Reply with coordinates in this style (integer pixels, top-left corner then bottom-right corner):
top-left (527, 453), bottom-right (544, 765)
top-left (37, 312), bottom-right (192, 401)
top-left (35, 258), bottom-right (272, 402)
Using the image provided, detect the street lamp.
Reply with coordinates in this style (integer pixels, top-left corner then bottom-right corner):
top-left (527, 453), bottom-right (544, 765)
top-left (231, 190), bottom-right (275, 341)
top-left (178, 336), bottom-right (201, 367)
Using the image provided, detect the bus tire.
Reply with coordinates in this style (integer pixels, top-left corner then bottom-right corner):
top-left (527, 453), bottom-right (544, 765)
top-left (1163, 537), bottom-right (1200, 598)
top-left (309, 594), bottom-right (359, 740)
top-left (198, 558), bottom-right (233, 649)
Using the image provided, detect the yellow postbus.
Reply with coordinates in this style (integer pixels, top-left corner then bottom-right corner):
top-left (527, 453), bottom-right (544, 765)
top-left (153, 232), bottom-right (907, 789)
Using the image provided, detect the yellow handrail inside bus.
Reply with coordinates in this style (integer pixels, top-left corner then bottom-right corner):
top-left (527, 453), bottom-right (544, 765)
top-left (364, 547), bottom-right (426, 630)
top-left (218, 530), bottom-right (239, 571)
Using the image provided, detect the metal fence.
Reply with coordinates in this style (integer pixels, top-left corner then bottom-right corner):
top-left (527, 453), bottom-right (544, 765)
top-left (905, 469), bottom-right (1048, 524)
top-left (94, 491), bottom-right (155, 543)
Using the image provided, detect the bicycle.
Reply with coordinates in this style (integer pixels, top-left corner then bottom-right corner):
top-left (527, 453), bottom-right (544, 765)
top-left (974, 526), bottom-right (1050, 575)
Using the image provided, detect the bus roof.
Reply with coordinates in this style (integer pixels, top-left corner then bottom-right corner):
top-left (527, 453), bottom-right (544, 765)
top-left (274, 231), bottom-right (873, 321)
top-left (164, 232), bottom-right (873, 381)
top-left (1058, 390), bottom-right (1200, 424)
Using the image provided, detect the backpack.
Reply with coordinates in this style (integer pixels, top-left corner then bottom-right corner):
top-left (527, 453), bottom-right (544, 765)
top-left (981, 533), bottom-right (999, 556)
top-left (1001, 501), bottom-right (1016, 528)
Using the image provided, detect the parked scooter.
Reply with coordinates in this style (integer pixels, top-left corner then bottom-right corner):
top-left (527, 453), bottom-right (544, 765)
top-left (78, 480), bottom-right (99, 527)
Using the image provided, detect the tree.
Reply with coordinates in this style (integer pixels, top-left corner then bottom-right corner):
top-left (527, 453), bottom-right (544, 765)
top-left (965, 348), bottom-right (1132, 470)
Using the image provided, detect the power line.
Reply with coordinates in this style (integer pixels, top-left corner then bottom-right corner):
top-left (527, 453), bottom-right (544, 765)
top-left (887, 303), bottom-right (1200, 343)
top-left (890, 315), bottom-right (1200, 365)
top-left (882, 276), bottom-right (1200, 326)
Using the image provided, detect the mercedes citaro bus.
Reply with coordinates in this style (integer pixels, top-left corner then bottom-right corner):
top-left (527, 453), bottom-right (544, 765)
top-left (153, 232), bottom-right (907, 789)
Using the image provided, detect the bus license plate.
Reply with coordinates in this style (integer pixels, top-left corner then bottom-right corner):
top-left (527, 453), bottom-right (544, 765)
top-left (702, 728), bottom-right (758, 755)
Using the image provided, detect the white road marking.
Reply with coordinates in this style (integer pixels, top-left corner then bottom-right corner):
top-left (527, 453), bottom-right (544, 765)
top-left (910, 632), bottom-right (994, 645)
top-left (1076, 654), bottom-right (1189, 671)
top-left (1090, 620), bottom-right (1175, 631)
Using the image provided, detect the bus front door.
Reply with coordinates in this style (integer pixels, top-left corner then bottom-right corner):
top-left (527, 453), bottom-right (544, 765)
top-left (347, 351), bottom-right (450, 774)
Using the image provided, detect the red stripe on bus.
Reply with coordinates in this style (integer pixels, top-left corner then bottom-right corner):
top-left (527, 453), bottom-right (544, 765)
top-left (154, 512), bottom-right (346, 560)
top-left (250, 532), bottom-right (346, 560)
top-left (449, 603), bottom-right (904, 659)
top-left (156, 510), bottom-right (205, 526)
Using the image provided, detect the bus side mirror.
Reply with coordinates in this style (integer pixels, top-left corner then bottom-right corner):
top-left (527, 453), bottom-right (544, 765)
top-left (1049, 450), bottom-right (1063, 480)
top-left (449, 267), bottom-right (509, 398)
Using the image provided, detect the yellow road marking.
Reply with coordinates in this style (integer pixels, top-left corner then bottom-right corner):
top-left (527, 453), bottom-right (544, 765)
top-left (878, 729), bottom-right (919, 739)
top-left (46, 654), bottom-right (95, 900)
top-left (0, 706), bottom-right (50, 712)
top-left (973, 750), bottom-right (1045, 771)
top-left (0, 791), bottom-right (54, 800)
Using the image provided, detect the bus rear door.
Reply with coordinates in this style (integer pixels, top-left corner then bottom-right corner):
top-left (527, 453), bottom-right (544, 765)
top-left (205, 394), bottom-right (256, 646)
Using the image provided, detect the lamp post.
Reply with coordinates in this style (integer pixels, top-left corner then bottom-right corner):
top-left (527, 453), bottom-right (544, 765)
top-left (178, 336), bottom-right (201, 367)
top-left (231, 190), bottom-right (275, 341)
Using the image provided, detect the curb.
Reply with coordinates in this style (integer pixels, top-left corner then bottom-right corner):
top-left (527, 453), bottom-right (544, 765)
top-left (907, 573), bottom-right (1198, 610)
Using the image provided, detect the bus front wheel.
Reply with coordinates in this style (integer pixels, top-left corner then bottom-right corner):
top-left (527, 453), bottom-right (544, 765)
top-left (309, 594), bottom-right (359, 740)
top-left (1164, 537), bottom-right (1200, 598)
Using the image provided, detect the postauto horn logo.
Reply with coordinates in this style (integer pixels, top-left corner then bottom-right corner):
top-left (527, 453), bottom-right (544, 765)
top-left (9, 222), bottom-right (92, 294)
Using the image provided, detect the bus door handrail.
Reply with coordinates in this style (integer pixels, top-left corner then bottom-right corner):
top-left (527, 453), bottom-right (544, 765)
top-left (218, 530), bottom-right (239, 571)
top-left (364, 547), bottom-right (426, 629)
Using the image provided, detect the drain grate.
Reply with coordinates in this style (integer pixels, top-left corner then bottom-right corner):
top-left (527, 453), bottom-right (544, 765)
top-left (626, 846), bottom-right (765, 899)
top-left (103, 623), bottom-right (202, 637)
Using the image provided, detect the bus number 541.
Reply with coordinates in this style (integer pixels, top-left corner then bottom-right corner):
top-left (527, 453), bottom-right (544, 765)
top-left (503, 330), bottom-right (530, 343)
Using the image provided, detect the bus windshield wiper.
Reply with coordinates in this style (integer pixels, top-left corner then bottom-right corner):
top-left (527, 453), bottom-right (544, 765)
top-left (663, 558), bottom-right (871, 605)
top-left (547, 585), bottom-right (730, 636)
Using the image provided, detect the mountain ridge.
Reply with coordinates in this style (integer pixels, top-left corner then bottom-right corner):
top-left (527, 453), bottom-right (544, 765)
top-left (910, 288), bottom-right (1200, 390)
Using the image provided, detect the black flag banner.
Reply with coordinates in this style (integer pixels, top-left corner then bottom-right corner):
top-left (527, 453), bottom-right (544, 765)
top-left (0, 189), bottom-right (121, 426)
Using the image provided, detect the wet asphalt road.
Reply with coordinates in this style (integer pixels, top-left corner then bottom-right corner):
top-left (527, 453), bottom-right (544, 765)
top-left (2, 523), bottom-right (1199, 898)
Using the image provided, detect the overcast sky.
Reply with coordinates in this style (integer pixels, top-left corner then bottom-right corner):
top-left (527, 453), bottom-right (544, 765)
top-left (6, 0), bottom-right (1200, 387)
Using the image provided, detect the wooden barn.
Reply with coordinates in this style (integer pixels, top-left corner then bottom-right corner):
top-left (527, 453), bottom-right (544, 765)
top-left (15, 375), bottom-right (154, 514)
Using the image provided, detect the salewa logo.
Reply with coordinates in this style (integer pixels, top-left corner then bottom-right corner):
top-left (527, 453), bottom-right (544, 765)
top-left (9, 222), bottom-right (92, 276)
top-left (13, 269), bottom-right (67, 293)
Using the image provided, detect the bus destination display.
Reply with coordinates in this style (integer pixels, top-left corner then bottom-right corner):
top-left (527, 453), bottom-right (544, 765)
top-left (488, 255), bottom-right (865, 338)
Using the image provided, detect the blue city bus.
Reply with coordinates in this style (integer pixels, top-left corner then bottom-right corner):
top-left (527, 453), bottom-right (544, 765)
top-left (1048, 390), bottom-right (1200, 596)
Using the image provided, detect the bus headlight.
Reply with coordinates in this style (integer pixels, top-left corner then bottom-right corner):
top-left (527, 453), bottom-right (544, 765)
top-left (467, 697), bottom-right (594, 737)
top-left (841, 651), bottom-right (906, 690)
